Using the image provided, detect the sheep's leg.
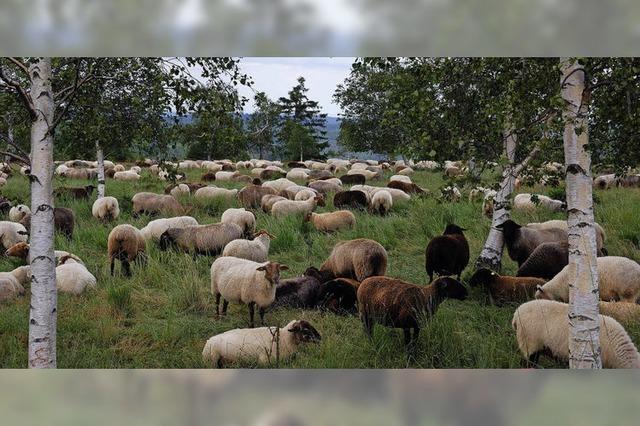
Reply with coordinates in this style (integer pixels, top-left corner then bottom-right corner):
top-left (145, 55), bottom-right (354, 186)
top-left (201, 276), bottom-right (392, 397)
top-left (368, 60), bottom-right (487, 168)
top-left (215, 293), bottom-right (221, 316)
top-left (248, 302), bottom-right (255, 328)
top-left (403, 328), bottom-right (412, 346)
top-left (259, 307), bottom-right (266, 325)
top-left (526, 351), bottom-right (541, 368)
top-left (122, 259), bottom-right (131, 277)
top-left (222, 300), bottom-right (228, 316)
top-left (362, 314), bottom-right (374, 340)
top-left (110, 258), bottom-right (115, 276)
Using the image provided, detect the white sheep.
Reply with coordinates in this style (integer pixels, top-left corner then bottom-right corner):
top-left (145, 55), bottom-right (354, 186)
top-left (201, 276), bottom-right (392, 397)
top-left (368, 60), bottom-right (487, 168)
top-left (56, 257), bottom-right (97, 295)
top-left (535, 256), bottom-right (640, 303)
top-left (526, 219), bottom-right (606, 254)
top-left (593, 174), bottom-right (617, 190)
top-left (271, 196), bottom-right (321, 219)
top-left (113, 164), bottom-right (126, 172)
top-left (222, 230), bottom-right (273, 262)
top-left (389, 175), bottom-right (412, 183)
top-left (113, 170), bottom-right (140, 181)
top-left (512, 299), bottom-right (640, 368)
top-left (294, 188), bottom-right (318, 201)
top-left (0, 266), bottom-right (30, 302)
top-left (8, 205), bottom-right (31, 223)
top-left (211, 257), bottom-right (289, 327)
top-left (221, 208), bottom-right (256, 237)
top-left (214, 171), bottom-right (237, 181)
top-left (398, 167), bottom-right (414, 176)
top-left (202, 319), bottom-right (321, 367)
top-left (201, 161), bottom-right (223, 172)
top-left (194, 187), bottom-right (238, 200)
top-left (0, 221), bottom-right (29, 252)
top-left (262, 178), bottom-right (297, 192)
top-left (169, 183), bottom-right (190, 198)
top-left (514, 193), bottom-right (565, 212)
top-left (286, 168), bottom-right (310, 181)
top-left (91, 197), bottom-right (120, 221)
top-left (129, 166), bottom-right (142, 174)
top-left (139, 216), bottom-right (199, 242)
top-left (370, 190), bottom-right (393, 215)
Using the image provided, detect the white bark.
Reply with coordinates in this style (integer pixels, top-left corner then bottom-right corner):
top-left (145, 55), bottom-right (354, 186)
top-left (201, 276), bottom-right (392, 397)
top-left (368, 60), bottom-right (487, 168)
top-left (28, 57), bottom-right (57, 368)
top-left (561, 58), bottom-right (601, 369)
top-left (96, 140), bottom-right (105, 198)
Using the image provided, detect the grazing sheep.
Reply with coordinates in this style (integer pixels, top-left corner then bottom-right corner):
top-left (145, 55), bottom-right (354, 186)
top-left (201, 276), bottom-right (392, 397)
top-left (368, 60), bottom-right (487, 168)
top-left (159, 223), bottom-right (243, 255)
top-left (60, 168), bottom-right (97, 179)
top-left (286, 168), bottom-right (310, 181)
top-left (526, 220), bottom-right (606, 256)
top-left (308, 180), bottom-right (342, 195)
top-left (91, 196), bottom-right (120, 222)
top-left (398, 167), bottom-right (414, 176)
top-left (516, 241), bottom-right (569, 280)
top-left (107, 224), bottom-right (147, 276)
top-left (616, 174), bottom-right (640, 188)
top-left (512, 299), bottom-right (640, 368)
top-left (598, 302), bottom-right (640, 325)
top-left (8, 204), bottom-right (30, 222)
top-left (481, 191), bottom-right (497, 218)
top-left (272, 269), bottom-right (324, 309)
top-left (55, 185), bottom-right (96, 200)
top-left (358, 276), bottom-right (468, 347)
top-left (513, 193), bottom-right (566, 212)
top-left (304, 210), bottom-right (356, 232)
top-left (238, 184), bottom-right (277, 209)
top-left (211, 257), bottom-right (289, 327)
top-left (20, 207), bottom-right (75, 239)
top-left (469, 268), bottom-right (546, 304)
top-left (214, 171), bottom-right (238, 181)
top-left (262, 178), bottom-right (297, 192)
top-left (317, 238), bottom-right (387, 282)
top-left (202, 320), bottom-right (321, 368)
top-left (317, 277), bottom-right (360, 314)
top-left (139, 216), bottom-right (198, 242)
top-left (221, 208), bottom-right (256, 238)
top-left (594, 174), bottom-right (616, 190)
top-left (222, 230), bottom-right (274, 262)
top-left (0, 197), bottom-right (10, 214)
top-left (294, 188), bottom-right (320, 202)
top-left (194, 186), bottom-right (238, 201)
top-left (261, 194), bottom-right (288, 214)
top-left (387, 180), bottom-right (426, 195)
top-left (201, 171), bottom-right (217, 181)
top-left (0, 266), bottom-right (30, 302)
top-left (56, 256), bottom-right (97, 295)
top-left (132, 192), bottom-right (184, 216)
top-left (535, 256), bottom-right (640, 303)
top-left (308, 169), bottom-right (332, 180)
top-left (497, 220), bottom-right (568, 266)
top-left (444, 165), bottom-right (461, 177)
top-left (5, 242), bottom-right (83, 265)
top-left (0, 222), bottom-right (29, 253)
top-left (333, 190), bottom-right (368, 209)
top-left (440, 186), bottom-right (462, 202)
top-left (113, 170), bottom-right (141, 181)
top-left (278, 184), bottom-right (316, 200)
top-left (201, 161), bottom-right (223, 172)
top-left (167, 183), bottom-right (190, 198)
top-left (347, 169), bottom-right (379, 180)
top-left (340, 174), bottom-right (366, 186)
top-left (271, 196), bottom-right (323, 219)
top-left (425, 224), bottom-right (469, 281)
top-left (259, 169), bottom-right (284, 180)
top-left (390, 174), bottom-right (412, 184)
top-left (370, 190), bottom-right (393, 215)
top-left (113, 164), bottom-right (126, 172)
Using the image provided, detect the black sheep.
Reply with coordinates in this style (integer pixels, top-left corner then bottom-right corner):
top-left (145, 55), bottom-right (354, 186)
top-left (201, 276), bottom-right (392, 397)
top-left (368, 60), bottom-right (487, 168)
top-left (333, 190), bottom-right (368, 209)
top-left (339, 174), bottom-right (366, 185)
top-left (317, 277), bottom-right (360, 314)
top-left (272, 268), bottom-right (324, 309)
top-left (425, 224), bottom-right (469, 281)
top-left (20, 207), bottom-right (76, 240)
top-left (516, 241), bottom-right (569, 280)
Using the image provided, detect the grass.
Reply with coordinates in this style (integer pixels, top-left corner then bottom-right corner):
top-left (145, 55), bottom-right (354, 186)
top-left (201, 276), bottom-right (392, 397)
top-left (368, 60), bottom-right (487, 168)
top-left (1, 165), bottom-right (640, 368)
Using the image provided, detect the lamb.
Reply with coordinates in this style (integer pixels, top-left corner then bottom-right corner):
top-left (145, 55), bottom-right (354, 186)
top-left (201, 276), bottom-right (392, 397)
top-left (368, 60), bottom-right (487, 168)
top-left (194, 186), bottom-right (238, 201)
top-left (159, 223), bottom-right (243, 255)
top-left (598, 301), bottom-right (640, 325)
top-left (211, 257), bottom-right (289, 327)
top-left (91, 196), bottom-right (120, 222)
top-left (497, 220), bottom-right (568, 266)
top-left (139, 216), bottom-right (198, 242)
top-left (513, 193), bottom-right (566, 212)
top-left (370, 190), bottom-right (393, 215)
top-left (271, 196), bottom-right (323, 219)
top-left (202, 319), bottom-right (321, 368)
top-left (261, 194), bottom-right (288, 213)
top-left (8, 204), bottom-right (30, 222)
top-left (113, 170), bottom-right (141, 181)
top-left (339, 174), bottom-right (366, 186)
top-left (424, 224), bottom-right (469, 281)
top-left (304, 210), bottom-right (356, 232)
top-left (221, 207), bottom-right (256, 237)
top-left (317, 238), bottom-right (387, 282)
top-left (54, 185), bottom-right (96, 200)
top-left (222, 230), bottom-right (274, 262)
top-left (516, 241), bottom-right (569, 279)
top-left (0, 266), bottom-right (30, 302)
top-left (56, 256), bottom-right (97, 295)
top-left (333, 190), bottom-right (368, 209)
top-left (387, 180), bottom-right (426, 195)
top-left (238, 184), bottom-right (277, 209)
top-left (512, 299), bottom-right (640, 368)
top-left (132, 192), bottom-right (184, 216)
top-left (535, 256), bottom-right (640, 303)
top-left (107, 224), bottom-right (147, 276)
top-left (5, 242), bottom-right (84, 265)
top-left (19, 207), bottom-right (76, 239)
top-left (469, 268), bottom-right (546, 304)
top-left (358, 276), bottom-right (468, 348)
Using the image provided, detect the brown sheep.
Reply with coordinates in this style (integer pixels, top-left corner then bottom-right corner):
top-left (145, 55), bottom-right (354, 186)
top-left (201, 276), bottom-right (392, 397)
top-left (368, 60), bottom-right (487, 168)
top-left (424, 224), bottom-right (469, 281)
top-left (469, 268), bottom-right (546, 304)
top-left (159, 223), bottom-right (243, 255)
top-left (238, 184), bottom-right (277, 209)
top-left (497, 220), bottom-right (567, 266)
top-left (308, 180), bottom-right (342, 195)
top-left (387, 180), bottom-right (426, 195)
top-left (358, 276), bottom-right (468, 348)
top-left (261, 194), bottom-right (288, 213)
top-left (317, 238), bottom-right (387, 282)
top-left (287, 161), bottom-right (306, 169)
top-left (333, 190), bottom-right (368, 209)
top-left (317, 277), bottom-right (360, 314)
top-left (259, 169), bottom-right (284, 180)
top-left (105, 168), bottom-right (116, 178)
top-left (516, 241), bottom-right (569, 280)
top-left (201, 172), bottom-right (216, 182)
top-left (20, 207), bottom-right (75, 239)
top-left (132, 192), bottom-right (184, 217)
top-left (303, 211), bottom-right (356, 233)
top-left (54, 185), bottom-right (96, 200)
top-left (108, 224), bottom-right (147, 276)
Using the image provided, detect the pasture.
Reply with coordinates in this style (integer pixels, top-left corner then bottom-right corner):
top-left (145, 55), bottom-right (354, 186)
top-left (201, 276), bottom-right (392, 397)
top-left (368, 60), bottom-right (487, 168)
top-left (1, 166), bottom-right (639, 368)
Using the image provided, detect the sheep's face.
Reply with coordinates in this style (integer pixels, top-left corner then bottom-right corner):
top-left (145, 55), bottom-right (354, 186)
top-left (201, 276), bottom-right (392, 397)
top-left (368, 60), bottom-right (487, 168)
top-left (288, 320), bottom-right (322, 344)
top-left (534, 285), bottom-right (552, 300)
top-left (435, 277), bottom-right (468, 301)
top-left (496, 220), bottom-right (521, 238)
top-left (314, 195), bottom-right (326, 207)
top-left (158, 231), bottom-right (175, 251)
top-left (469, 268), bottom-right (496, 287)
top-left (6, 242), bottom-right (29, 258)
top-left (443, 224), bottom-right (466, 235)
top-left (256, 262), bottom-right (289, 286)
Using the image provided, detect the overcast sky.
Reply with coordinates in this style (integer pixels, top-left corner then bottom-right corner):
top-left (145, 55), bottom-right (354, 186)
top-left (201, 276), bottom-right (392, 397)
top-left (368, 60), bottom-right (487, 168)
top-left (238, 57), bottom-right (355, 117)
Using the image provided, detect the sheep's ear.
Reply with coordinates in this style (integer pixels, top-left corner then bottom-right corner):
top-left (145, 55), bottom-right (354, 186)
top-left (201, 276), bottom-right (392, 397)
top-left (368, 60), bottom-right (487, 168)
top-left (288, 322), bottom-right (301, 332)
top-left (536, 285), bottom-right (544, 292)
top-left (278, 264), bottom-right (289, 271)
top-left (256, 265), bottom-right (267, 271)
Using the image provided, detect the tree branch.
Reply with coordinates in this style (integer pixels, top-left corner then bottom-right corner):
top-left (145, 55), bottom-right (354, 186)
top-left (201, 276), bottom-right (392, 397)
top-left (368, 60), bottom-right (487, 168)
top-left (8, 57), bottom-right (30, 78)
top-left (0, 63), bottom-right (36, 118)
top-left (0, 150), bottom-right (30, 165)
top-left (51, 59), bottom-right (102, 132)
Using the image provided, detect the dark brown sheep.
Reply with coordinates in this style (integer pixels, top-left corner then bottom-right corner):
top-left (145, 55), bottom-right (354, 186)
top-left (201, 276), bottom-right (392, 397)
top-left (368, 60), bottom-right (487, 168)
top-left (357, 276), bottom-right (468, 348)
top-left (496, 220), bottom-right (567, 266)
top-left (20, 207), bottom-right (75, 239)
top-left (340, 174), bottom-right (366, 185)
top-left (287, 161), bottom-right (306, 169)
top-left (317, 277), bottom-right (360, 314)
top-left (516, 241), bottom-right (569, 279)
top-left (238, 184), bottom-right (277, 209)
top-left (425, 224), bottom-right (469, 281)
top-left (259, 169), bottom-right (284, 180)
top-left (469, 268), bottom-right (546, 304)
top-left (54, 185), bottom-right (96, 200)
top-left (319, 238), bottom-right (387, 282)
top-left (387, 180), bottom-right (426, 195)
top-left (221, 164), bottom-right (235, 171)
top-left (272, 268), bottom-right (324, 309)
top-left (333, 190), bottom-right (368, 209)
top-left (105, 168), bottom-right (116, 178)
top-left (0, 197), bottom-right (11, 214)
top-left (201, 172), bottom-right (216, 182)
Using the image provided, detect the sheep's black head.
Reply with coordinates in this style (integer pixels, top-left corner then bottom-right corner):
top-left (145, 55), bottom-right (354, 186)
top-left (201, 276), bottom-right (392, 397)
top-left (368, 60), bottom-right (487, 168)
top-left (496, 219), bottom-right (521, 238)
top-left (534, 284), bottom-right (551, 300)
top-left (303, 266), bottom-right (332, 283)
top-left (85, 185), bottom-right (96, 194)
top-left (257, 262), bottom-right (289, 286)
top-left (443, 224), bottom-right (466, 235)
top-left (469, 268), bottom-right (498, 287)
top-left (252, 178), bottom-right (262, 185)
top-left (434, 277), bottom-right (468, 301)
top-left (158, 231), bottom-right (174, 251)
top-left (288, 320), bottom-right (322, 344)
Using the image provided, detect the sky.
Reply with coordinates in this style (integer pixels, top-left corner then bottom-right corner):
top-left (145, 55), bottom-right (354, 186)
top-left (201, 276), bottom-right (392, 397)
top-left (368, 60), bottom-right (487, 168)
top-left (238, 57), bottom-right (355, 117)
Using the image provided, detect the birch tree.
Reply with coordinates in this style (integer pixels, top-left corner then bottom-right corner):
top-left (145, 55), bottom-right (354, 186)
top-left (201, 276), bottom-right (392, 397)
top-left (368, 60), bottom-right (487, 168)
top-left (560, 58), bottom-right (601, 369)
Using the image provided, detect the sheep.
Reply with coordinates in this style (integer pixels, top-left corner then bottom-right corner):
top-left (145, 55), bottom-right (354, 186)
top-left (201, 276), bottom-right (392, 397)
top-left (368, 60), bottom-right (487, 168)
top-left (19, 207), bottom-right (75, 239)
top-left (194, 186), bottom-right (238, 201)
top-left (214, 171), bottom-right (238, 181)
top-left (0, 266), bottom-right (30, 302)
top-left (526, 219), bottom-right (607, 255)
top-left (168, 183), bottom-right (190, 198)
top-left (54, 185), bottom-right (96, 200)
top-left (286, 169), bottom-right (310, 181)
top-left (113, 170), bottom-right (140, 181)
top-left (598, 301), bottom-right (640, 325)
top-left (159, 223), bottom-right (243, 255)
top-left (139, 216), bottom-right (199, 242)
top-left (303, 210), bottom-right (356, 232)
top-left (370, 190), bottom-right (393, 215)
top-left (0, 197), bottom-right (11, 215)
top-left (316, 277), bottom-right (360, 314)
top-left (60, 167), bottom-right (97, 179)
top-left (132, 192), bottom-right (184, 216)
top-left (390, 174), bottom-right (412, 184)
top-left (497, 220), bottom-right (568, 266)
top-left (515, 241), bottom-right (569, 280)
top-left (221, 208), bottom-right (256, 237)
top-left (211, 257), bottom-right (289, 327)
top-left (271, 196), bottom-right (323, 219)
top-left (4, 242), bottom-right (83, 265)
top-left (316, 238), bottom-right (387, 282)
top-left (444, 165), bottom-right (461, 177)
top-left (424, 224), bottom-right (469, 281)
top-left (202, 319), bottom-right (321, 368)
top-left (222, 230), bottom-right (274, 262)
top-left (513, 193), bottom-right (566, 212)
top-left (107, 224), bottom-right (147, 276)
top-left (308, 180), bottom-right (342, 195)
top-left (113, 164), bottom-right (126, 172)
top-left (347, 168), bottom-right (379, 180)
top-left (616, 174), bottom-right (640, 188)
top-left (201, 171), bottom-right (217, 181)
top-left (481, 191), bottom-right (497, 218)
top-left (272, 269), bottom-right (324, 309)
top-left (8, 204), bottom-right (30, 222)
top-left (294, 188), bottom-right (320, 202)
top-left (469, 268), bottom-right (546, 304)
top-left (535, 256), bottom-right (640, 303)
top-left (398, 167), bottom-right (414, 176)
top-left (332, 190), bottom-right (365, 210)
top-left (238, 184), bottom-right (277, 209)
top-left (594, 173), bottom-right (616, 190)
top-left (279, 185), bottom-right (315, 200)
top-left (512, 299), bottom-right (640, 368)
top-left (358, 276), bottom-right (468, 348)
top-left (387, 180), bottom-right (426, 195)
top-left (261, 194), bottom-right (288, 214)
top-left (201, 161), bottom-right (223, 172)
top-left (56, 256), bottom-right (97, 295)
top-left (340, 174), bottom-right (366, 186)
top-left (308, 169), bottom-right (332, 180)
top-left (91, 196), bottom-right (120, 222)
top-left (259, 169), bottom-right (284, 180)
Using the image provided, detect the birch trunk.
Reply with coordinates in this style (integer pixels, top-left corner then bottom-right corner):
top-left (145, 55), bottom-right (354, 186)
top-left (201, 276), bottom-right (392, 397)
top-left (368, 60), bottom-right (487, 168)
top-left (560, 58), bottom-right (601, 369)
top-left (28, 57), bottom-right (57, 368)
top-left (96, 140), bottom-right (105, 198)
